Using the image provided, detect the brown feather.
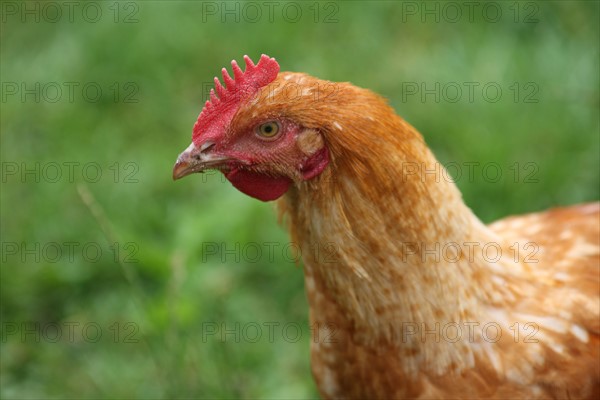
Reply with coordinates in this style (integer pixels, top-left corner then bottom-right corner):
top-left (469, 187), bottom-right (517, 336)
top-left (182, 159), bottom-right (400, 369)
top-left (234, 72), bottom-right (600, 399)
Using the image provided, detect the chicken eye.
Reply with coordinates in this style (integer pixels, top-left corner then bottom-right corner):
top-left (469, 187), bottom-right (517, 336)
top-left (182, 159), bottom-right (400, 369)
top-left (257, 121), bottom-right (280, 139)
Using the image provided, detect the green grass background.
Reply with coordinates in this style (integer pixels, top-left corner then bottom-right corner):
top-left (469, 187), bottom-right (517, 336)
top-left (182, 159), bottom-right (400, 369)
top-left (1, 1), bottom-right (598, 398)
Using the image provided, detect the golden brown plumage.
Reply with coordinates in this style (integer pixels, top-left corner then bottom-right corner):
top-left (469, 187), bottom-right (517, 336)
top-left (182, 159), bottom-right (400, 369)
top-left (174, 56), bottom-right (600, 399)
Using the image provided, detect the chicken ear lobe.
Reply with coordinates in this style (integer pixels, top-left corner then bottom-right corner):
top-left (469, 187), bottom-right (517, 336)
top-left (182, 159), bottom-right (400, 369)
top-left (300, 147), bottom-right (330, 180)
top-left (296, 129), bottom-right (330, 180)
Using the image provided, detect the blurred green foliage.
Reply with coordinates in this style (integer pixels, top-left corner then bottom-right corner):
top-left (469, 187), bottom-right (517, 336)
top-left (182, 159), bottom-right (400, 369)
top-left (1, 1), bottom-right (598, 398)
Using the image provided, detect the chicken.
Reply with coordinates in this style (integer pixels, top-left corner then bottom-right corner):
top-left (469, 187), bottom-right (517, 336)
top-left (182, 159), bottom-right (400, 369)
top-left (173, 54), bottom-right (600, 399)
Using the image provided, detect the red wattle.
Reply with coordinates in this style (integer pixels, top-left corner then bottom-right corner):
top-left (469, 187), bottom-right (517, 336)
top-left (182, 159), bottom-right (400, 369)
top-left (225, 169), bottom-right (292, 202)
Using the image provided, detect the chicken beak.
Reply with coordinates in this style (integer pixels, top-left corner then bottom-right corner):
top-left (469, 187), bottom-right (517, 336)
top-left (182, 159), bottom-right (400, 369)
top-left (172, 158), bottom-right (195, 181)
top-left (172, 141), bottom-right (219, 180)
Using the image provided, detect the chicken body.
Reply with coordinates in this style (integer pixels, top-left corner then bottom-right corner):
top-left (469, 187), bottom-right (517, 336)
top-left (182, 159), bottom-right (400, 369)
top-left (174, 57), bottom-right (600, 399)
top-left (284, 194), bottom-right (599, 399)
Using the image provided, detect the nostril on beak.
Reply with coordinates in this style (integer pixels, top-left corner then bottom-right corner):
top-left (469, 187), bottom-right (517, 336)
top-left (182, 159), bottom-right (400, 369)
top-left (199, 141), bottom-right (216, 153)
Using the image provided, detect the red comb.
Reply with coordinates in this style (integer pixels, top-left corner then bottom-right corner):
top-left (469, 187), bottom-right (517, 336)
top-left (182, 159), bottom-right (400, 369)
top-left (192, 54), bottom-right (280, 144)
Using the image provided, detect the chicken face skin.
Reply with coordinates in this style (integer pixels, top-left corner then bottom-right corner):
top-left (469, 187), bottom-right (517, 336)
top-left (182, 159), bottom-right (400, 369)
top-left (174, 101), bottom-right (330, 201)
